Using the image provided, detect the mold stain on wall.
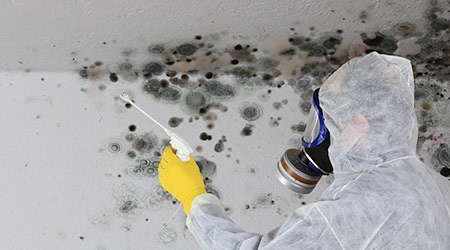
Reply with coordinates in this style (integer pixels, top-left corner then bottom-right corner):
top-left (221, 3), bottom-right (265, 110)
top-left (77, 1), bottom-right (450, 247)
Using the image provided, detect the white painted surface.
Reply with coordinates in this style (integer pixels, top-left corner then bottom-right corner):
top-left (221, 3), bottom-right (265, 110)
top-left (1, 0), bottom-right (424, 71)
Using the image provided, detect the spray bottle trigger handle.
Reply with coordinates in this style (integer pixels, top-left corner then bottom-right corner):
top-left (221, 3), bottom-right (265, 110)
top-left (169, 132), bottom-right (193, 162)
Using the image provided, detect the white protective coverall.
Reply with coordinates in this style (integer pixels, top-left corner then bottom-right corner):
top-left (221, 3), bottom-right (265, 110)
top-left (186, 52), bottom-right (450, 250)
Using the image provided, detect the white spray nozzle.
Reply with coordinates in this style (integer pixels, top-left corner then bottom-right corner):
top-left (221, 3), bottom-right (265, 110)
top-left (119, 93), bottom-right (132, 103)
top-left (119, 92), bottom-right (193, 162)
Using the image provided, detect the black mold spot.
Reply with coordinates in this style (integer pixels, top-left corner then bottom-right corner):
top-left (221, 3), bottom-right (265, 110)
top-left (199, 132), bottom-right (212, 141)
top-left (109, 142), bottom-right (121, 153)
top-left (132, 132), bottom-right (158, 153)
top-left (148, 44), bottom-right (166, 54)
top-left (166, 70), bottom-right (177, 77)
top-left (125, 103), bottom-right (132, 109)
top-left (239, 102), bottom-right (263, 121)
top-left (160, 79), bottom-right (169, 88)
top-left (177, 43), bottom-right (198, 56)
top-left (262, 74), bottom-right (273, 81)
top-left (241, 124), bottom-right (253, 136)
top-left (440, 167), bottom-right (450, 177)
top-left (79, 69), bottom-right (88, 79)
top-left (231, 59), bottom-right (239, 65)
top-left (109, 73), bottom-right (118, 82)
top-left (214, 140), bottom-right (224, 152)
top-left (168, 117), bottom-right (183, 127)
top-left (205, 72), bottom-right (213, 79)
top-left (362, 32), bottom-right (398, 54)
top-left (128, 124), bottom-right (136, 132)
top-left (196, 157), bottom-right (217, 177)
top-left (204, 80), bottom-right (235, 98)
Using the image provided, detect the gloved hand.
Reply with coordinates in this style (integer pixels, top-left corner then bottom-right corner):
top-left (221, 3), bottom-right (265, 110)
top-left (158, 145), bottom-right (206, 214)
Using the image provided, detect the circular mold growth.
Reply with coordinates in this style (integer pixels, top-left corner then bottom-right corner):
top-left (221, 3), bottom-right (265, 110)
top-left (185, 91), bottom-right (208, 111)
top-left (109, 142), bottom-right (121, 153)
top-left (144, 62), bottom-right (165, 75)
top-left (176, 43), bottom-right (198, 56)
top-left (148, 44), bottom-right (166, 54)
top-left (143, 79), bottom-right (161, 95)
top-left (299, 101), bottom-right (312, 114)
top-left (133, 158), bottom-right (159, 177)
top-left (239, 102), bottom-right (263, 122)
top-left (436, 145), bottom-right (450, 167)
top-left (294, 75), bottom-right (313, 93)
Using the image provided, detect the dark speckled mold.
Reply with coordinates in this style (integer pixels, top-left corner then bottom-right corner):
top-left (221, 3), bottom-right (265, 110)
top-left (176, 43), bottom-right (198, 56)
top-left (204, 80), bottom-right (235, 99)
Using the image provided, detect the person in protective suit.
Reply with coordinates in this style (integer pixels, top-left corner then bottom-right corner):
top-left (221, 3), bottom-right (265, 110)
top-left (158, 52), bottom-right (450, 250)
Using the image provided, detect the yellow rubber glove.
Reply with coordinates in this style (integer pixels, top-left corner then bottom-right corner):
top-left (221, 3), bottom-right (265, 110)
top-left (158, 145), bottom-right (206, 214)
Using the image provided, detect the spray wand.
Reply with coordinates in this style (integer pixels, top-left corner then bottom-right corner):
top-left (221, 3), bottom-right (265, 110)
top-left (119, 93), bottom-right (192, 227)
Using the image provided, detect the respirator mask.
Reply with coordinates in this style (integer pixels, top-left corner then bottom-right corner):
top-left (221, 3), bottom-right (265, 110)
top-left (276, 88), bottom-right (333, 194)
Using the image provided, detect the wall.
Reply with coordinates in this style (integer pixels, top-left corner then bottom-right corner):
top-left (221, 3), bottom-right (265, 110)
top-left (1, 0), bottom-right (450, 250)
